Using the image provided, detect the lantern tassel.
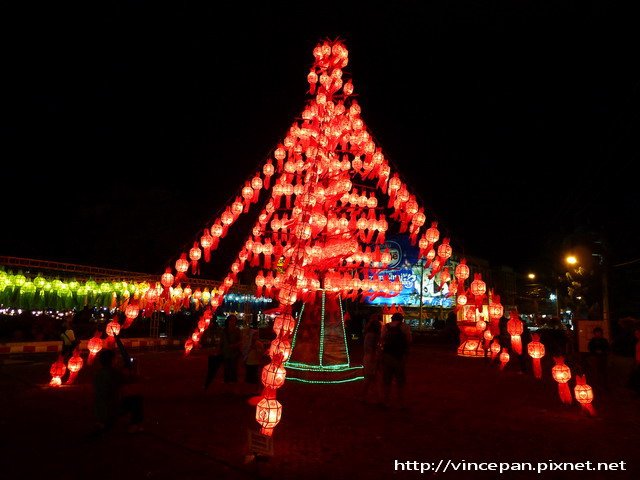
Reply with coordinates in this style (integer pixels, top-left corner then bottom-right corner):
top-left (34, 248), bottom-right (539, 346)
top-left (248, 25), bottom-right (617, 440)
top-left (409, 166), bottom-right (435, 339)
top-left (532, 358), bottom-right (542, 379)
top-left (510, 335), bottom-right (522, 355)
top-left (558, 383), bottom-right (573, 405)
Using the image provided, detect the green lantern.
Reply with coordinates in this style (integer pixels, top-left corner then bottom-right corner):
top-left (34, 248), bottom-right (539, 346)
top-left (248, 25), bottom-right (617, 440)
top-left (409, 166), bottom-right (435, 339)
top-left (33, 275), bottom-right (46, 289)
top-left (13, 273), bottom-right (26, 287)
top-left (68, 280), bottom-right (80, 291)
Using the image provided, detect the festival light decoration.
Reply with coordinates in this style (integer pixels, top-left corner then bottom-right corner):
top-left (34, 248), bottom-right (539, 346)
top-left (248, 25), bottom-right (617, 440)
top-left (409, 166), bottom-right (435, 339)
top-left (527, 332), bottom-right (545, 379)
top-left (551, 356), bottom-right (572, 404)
top-left (506, 311), bottom-right (524, 355)
top-left (574, 375), bottom-right (596, 416)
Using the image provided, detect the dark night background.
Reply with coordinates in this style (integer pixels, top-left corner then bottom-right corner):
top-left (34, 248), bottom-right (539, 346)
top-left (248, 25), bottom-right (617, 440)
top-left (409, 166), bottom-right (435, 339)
top-left (1, 1), bottom-right (638, 292)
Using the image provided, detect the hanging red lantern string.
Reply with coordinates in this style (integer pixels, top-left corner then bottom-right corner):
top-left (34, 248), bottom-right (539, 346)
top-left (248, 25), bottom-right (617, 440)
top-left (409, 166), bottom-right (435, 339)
top-left (527, 332), bottom-right (545, 379)
top-left (551, 356), bottom-right (573, 404)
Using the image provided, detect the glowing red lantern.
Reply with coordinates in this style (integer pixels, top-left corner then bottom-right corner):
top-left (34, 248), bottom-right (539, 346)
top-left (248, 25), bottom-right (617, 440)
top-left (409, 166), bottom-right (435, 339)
top-left (574, 375), bottom-right (596, 416)
top-left (49, 355), bottom-right (67, 386)
top-left (425, 222), bottom-right (439, 244)
top-left (125, 303), bottom-right (139, 322)
top-left (161, 267), bottom-right (174, 289)
top-left (87, 332), bottom-right (102, 365)
top-left (277, 283), bottom-right (297, 306)
top-left (527, 332), bottom-right (545, 379)
top-left (551, 356), bottom-right (572, 404)
top-left (211, 222), bottom-right (224, 238)
top-left (457, 293), bottom-right (468, 306)
top-left (499, 348), bottom-right (510, 371)
top-left (200, 229), bottom-right (213, 262)
top-left (455, 259), bottom-right (470, 281)
top-left (273, 314), bottom-right (295, 336)
top-left (269, 337), bottom-right (292, 363)
top-left (106, 321), bottom-right (121, 337)
top-left (262, 363), bottom-right (287, 389)
top-left (262, 161), bottom-right (275, 190)
top-left (189, 242), bottom-right (202, 274)
top-left (470, 273), bottom-right (486, 297)
top-left (437, 238), bottom-right (452, 260)
top-left (65, 350), bottom-right (84, 384)
top-left (506, 311), bottom-right (524, 355)
top-left (220, 209), bottom-right (234, 226)
top-left (184, 339), bottom-right (194, 356)
top-left (255, 396), bottom-right (282, 436)
top-left (175, 253), bottom-right (189, 282)
top-left (488, 295), bottom-right (504, 320)
top-left (490, 339), bottom-right (501, 360)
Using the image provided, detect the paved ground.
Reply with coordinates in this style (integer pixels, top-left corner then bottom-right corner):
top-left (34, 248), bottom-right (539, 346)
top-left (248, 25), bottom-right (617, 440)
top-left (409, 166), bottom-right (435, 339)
top-left (1, 341), bottom-right (639, 480)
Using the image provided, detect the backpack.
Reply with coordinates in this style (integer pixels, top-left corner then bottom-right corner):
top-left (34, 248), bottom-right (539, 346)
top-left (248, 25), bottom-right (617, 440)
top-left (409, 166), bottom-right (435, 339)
top-left (383, 324), bottom-right (407, 358)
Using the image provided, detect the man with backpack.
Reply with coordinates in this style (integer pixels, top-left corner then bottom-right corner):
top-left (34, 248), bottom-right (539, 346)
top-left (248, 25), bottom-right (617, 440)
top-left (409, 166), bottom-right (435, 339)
top-left (380, 312), bottom-right (412, 409)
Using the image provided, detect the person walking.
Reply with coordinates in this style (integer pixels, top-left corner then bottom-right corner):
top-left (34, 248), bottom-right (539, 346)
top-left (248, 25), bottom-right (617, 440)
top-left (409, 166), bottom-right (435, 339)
top-left (587, 326), bottom-right (610, 392)
top-left (60, 319), bottom-right (78, 362)
top-left (93, 349), bottom-right (144, 434)
top-left (204, 323), bottom-right (224, 390)
top-left (221, 314), bottom-right (243, 394)
top-left (380, 312), bottom-right (411, 409)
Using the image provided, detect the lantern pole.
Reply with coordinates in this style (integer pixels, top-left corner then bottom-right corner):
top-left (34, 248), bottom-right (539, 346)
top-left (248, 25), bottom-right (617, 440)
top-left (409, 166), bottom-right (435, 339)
top-left (419, 258), bottom-right (424, 323)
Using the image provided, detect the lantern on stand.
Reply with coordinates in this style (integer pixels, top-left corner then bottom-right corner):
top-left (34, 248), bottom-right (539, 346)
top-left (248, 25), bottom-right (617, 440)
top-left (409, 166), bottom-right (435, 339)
top-left (574, 375), bottom-right (596, 416)
top-left (551, 356), bottom-right (572, 404)
top-left (527, 332), bottom-right (545, 379)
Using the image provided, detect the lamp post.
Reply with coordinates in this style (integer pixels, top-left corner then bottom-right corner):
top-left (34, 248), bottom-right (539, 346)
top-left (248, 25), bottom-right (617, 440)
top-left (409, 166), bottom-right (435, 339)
top-left (564, 253), bottom-right (610, 333)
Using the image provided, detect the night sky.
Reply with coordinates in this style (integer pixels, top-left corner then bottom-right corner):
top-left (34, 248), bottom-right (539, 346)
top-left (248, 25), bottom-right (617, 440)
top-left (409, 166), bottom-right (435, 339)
top-left (2, 1), bottom-right (638, 278)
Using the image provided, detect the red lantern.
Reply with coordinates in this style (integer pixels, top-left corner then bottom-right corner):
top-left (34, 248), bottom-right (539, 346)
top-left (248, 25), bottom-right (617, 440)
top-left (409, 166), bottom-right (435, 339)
top-left (66, 350), bottom-right (84, 384)
top-left (106, 321), bottom-right (121, 337)
top-left (455, 259), bottom-right (470, 281)
top-left (87, 332), bottom-right (103, 365)
top-left (175, 253), bottom-right (189, 283)
top-left (261, 362), bottom-right (287, 390)
top-left (189, 242), bottom-right (202, 274)
top-left (437, 238), bottom-right (452, 260)
top-left (220, 209), bottom-right (234, 226)
top-left (269, 337), bottom-right (292, 363)
top-left (255, 270), bottom-right (265, 297)
top-left (277, 283), bottom-right (297, 306)
top-left (574, 375), bottom-right (596, 416)
top-left (184, 339), bottom-right (194, 356)
top-left (263, 159), bottom-right (275, 187)
top-left (200, 229), bottom-right (213, 262)
top-left (506, 311), bottom-right (524, 355)
top-left (456, 293), bottom-right (468, 306)
top-left (125, 303), bottom-right (139, 323)
top-left (551, 356), bottom-right (572, 404)
top-left (425, 222), bottom-right (440, 244)
top-left (527, 332), bottom-right (545, 379)
top-left (488, 295), bottom-right (504, 320)
top-left (273, 314), bottom-right (295, 336)
top-left (490, 339), bottom-right (501, 360)
top-left (470, 273), bottom-right (486, 297)
top-left (49, 355), bottom-right (67, 386)
top-left (255, 396), bottom-right (283, 436)
top-left (499, 348), bottom-right (510, 371)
